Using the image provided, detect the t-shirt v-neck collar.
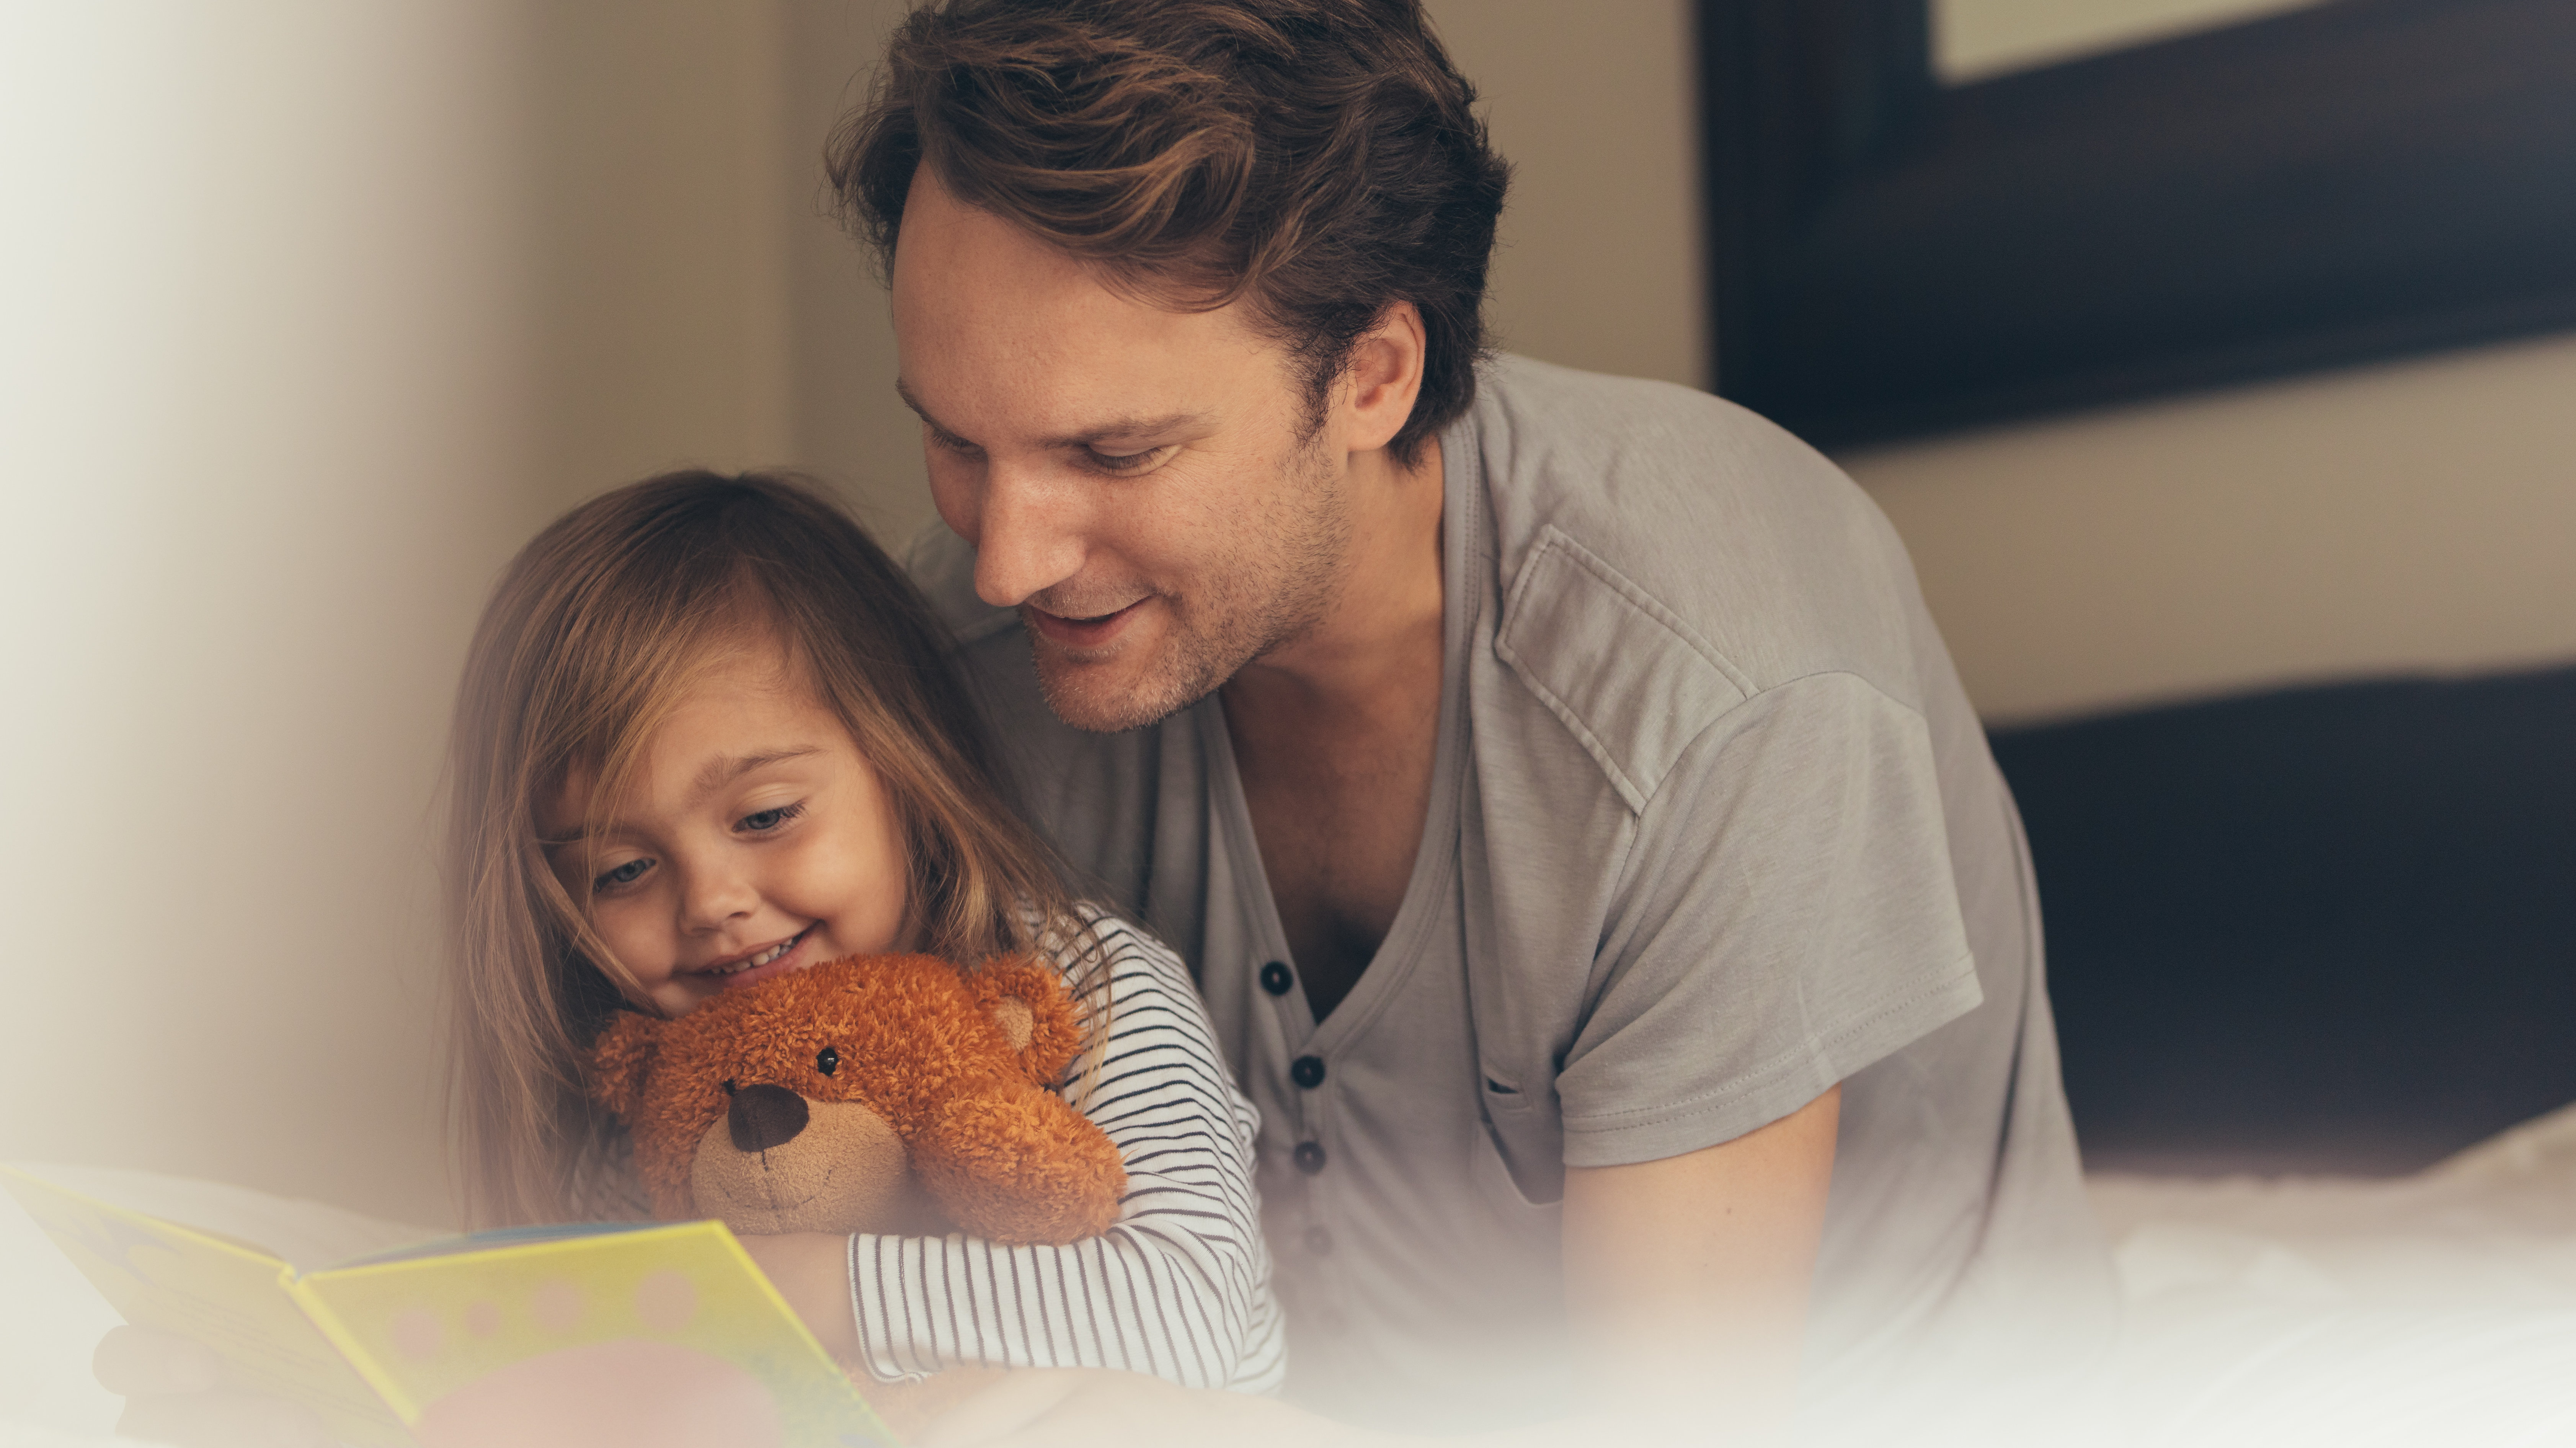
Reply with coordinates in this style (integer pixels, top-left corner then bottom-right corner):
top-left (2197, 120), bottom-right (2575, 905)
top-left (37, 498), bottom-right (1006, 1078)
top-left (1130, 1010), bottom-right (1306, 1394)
top-left (1196, 431), bottom-right (1484, 1056)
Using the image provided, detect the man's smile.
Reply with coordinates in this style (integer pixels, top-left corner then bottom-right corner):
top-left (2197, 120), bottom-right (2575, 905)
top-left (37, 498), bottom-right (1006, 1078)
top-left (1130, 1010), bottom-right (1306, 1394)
top-left (1025, 596), bottom-right (1151, 653)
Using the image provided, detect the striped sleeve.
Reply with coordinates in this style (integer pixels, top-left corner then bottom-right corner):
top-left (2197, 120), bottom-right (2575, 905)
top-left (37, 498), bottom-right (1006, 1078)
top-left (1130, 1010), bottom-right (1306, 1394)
top-left (845, 912), bottom-right (1287, 1392)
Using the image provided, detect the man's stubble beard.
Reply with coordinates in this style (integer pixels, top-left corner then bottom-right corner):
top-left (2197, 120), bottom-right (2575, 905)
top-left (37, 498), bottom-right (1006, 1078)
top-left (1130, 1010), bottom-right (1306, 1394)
top-left (1031, 430), bottom-right (1353, 734)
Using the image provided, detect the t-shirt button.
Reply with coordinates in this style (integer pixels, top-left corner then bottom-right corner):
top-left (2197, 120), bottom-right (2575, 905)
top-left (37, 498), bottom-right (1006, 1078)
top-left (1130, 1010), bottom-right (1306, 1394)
top-left (1304, 1225), bottom-right (1333, 1255)
top-left (1259, 961), bottom-right (1294, 996)
top-left (1293, 1141), bottom-right (1327, 1174)
top-left (1290, 1055), bottom-right (1326, 1089)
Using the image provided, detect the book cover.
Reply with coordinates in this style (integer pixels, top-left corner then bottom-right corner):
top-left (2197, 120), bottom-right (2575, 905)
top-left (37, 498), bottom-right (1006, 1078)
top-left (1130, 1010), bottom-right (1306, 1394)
top-left (2, 1167), bottom-right (895, 1448)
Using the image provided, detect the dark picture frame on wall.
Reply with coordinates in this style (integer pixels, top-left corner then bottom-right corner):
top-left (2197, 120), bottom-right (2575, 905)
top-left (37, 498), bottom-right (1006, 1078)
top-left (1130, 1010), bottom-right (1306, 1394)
top-left (1696, 0), bottom-right (2576, 447)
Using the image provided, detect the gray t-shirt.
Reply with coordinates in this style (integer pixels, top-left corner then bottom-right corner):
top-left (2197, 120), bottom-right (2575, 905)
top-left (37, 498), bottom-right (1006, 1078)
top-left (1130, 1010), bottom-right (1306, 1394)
top-left (910, 355), bottom-right (2116, 1430)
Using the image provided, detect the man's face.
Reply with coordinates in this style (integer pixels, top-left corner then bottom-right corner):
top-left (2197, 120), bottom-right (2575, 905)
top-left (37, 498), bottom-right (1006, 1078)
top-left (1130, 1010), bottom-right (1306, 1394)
top-left (889, 169), bottom-right (1352, 733)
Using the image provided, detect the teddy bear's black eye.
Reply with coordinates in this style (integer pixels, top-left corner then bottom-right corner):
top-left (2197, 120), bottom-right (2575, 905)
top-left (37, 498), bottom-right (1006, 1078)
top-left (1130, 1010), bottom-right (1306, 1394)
top-left (721, 1079), bottom-right (738, 1095)
top-left (815, 1047), bottom-right (839, 1077)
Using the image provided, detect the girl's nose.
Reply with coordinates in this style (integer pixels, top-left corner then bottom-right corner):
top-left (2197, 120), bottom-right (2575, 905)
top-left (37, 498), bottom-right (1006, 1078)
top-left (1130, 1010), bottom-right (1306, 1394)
top-left (677, 863), bottom-right (758, 932)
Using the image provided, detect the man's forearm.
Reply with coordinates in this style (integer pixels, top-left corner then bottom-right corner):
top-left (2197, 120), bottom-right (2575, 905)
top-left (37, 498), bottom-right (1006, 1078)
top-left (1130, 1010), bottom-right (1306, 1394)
top-left (1560, 1088), bottom-right (1840, 1435)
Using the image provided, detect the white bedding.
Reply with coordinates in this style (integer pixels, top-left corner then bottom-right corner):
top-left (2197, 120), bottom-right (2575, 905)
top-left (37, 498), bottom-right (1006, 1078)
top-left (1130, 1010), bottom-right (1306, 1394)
top-left (7, 1112), bottom-right (2574, 1446)
top-left (2080, 1103), bottom-right (2576, 1447)
top-left (2092, 1100), bottom-right (2576, 1308)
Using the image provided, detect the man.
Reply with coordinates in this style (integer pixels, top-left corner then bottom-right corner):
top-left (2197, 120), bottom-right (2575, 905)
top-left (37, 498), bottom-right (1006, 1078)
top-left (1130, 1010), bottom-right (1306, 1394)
top-left (842, 0), bottom-right (2112, 1441)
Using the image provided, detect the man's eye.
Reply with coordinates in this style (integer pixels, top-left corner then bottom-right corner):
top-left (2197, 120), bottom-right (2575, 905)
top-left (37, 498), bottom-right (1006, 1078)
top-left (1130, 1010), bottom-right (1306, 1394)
top-left (1087, 446), bottom-right (1167, 474)
top-left (738, 803), bottom-right (803, 834)
top-left (593, 858), bottom-right (652, 891)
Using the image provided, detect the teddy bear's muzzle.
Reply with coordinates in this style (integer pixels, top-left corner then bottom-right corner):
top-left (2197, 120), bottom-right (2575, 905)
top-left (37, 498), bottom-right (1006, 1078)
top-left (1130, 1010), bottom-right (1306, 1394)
top-left (688, 1089), bottom-right (948, 1237)
top-left (726, 1083), bottom-right (808, 1152)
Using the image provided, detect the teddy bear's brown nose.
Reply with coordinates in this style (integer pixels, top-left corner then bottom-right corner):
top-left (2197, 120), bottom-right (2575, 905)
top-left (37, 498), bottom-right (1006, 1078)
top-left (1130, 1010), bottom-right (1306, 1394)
top-left (727, 1083), bottom-right (808, 1153)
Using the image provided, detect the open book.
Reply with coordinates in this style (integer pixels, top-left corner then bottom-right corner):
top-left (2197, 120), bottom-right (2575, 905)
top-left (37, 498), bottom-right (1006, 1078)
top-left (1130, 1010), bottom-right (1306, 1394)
top-left (1, 1167), bottom-right (894, 1448)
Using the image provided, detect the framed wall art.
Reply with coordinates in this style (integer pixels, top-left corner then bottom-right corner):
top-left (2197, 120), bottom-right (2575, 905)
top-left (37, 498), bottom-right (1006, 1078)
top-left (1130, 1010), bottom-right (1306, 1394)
top-left (1697, 0), bottom-right (2576, 445)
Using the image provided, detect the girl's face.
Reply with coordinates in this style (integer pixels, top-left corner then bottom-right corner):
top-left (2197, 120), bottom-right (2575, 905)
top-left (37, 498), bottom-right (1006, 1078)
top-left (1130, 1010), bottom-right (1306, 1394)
top-left (540, 640), bottom-right (915, 1017)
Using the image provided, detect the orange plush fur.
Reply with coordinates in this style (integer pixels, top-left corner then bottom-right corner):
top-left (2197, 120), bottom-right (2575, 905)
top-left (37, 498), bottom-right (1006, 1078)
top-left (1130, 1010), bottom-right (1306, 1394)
top-left (587, 953), bottom-right (1125, 1246)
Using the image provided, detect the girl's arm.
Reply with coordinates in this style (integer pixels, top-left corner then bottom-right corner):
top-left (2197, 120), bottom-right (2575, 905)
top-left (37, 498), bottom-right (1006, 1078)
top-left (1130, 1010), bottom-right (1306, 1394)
top-left (754, 918), bottom-right (1282, 1391)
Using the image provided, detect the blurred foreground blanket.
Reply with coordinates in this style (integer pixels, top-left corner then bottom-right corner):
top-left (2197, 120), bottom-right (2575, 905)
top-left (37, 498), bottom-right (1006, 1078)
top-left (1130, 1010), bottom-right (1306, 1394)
top-left (7, 1108), bottom-right (2574, 1445)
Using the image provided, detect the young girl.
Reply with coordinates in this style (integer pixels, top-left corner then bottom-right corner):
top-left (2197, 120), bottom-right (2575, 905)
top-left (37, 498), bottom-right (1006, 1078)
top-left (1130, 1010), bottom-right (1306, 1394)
top-left (444, 469), bottom-right (1284, 1397)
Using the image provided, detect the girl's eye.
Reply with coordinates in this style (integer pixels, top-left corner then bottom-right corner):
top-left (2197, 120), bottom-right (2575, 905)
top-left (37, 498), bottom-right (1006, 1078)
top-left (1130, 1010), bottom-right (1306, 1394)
top-left (593, 857), bottom-right (652, 892)
top-left (816, 1046), bottom-right (839, 1077)
top-left (736, 802), bottom-right (804, 834)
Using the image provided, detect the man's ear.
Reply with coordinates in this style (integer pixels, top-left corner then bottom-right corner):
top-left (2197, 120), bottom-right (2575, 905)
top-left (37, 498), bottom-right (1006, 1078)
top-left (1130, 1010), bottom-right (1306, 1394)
top-left (971, 958), bottom-right (1086, 1086)
top-left (1336, 300), bottom-right (1428, 455)
top-left (586, 1010), bottom-right (664, 1119)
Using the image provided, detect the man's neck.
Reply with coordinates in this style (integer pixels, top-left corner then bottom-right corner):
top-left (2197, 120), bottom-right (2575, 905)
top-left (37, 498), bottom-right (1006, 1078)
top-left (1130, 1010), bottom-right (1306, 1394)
top-left (1228, 438), bottom-right (1445, 720)
top-left (1219, 439), bottom-right (1445, 1022)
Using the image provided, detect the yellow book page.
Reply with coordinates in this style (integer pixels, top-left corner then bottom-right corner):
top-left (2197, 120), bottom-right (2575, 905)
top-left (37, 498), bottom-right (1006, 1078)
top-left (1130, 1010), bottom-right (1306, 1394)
top-left (0, 1167), bottom-right (411, 1448)
top-left (295, 1220), bottom-right (896, 1448)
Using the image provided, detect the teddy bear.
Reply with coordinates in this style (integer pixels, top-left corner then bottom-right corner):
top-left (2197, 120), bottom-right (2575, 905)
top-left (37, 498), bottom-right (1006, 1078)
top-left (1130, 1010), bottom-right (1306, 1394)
top-left (585, 953), bottom-right (1126, 1246)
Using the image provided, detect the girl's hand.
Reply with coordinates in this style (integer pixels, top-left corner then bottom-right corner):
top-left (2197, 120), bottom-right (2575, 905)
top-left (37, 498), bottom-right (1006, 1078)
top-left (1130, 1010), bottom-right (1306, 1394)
top-left (733, 1231), bottom-right (1021, 1440)
top-left (736, 1230), bottom-right (863, 1359)
top-left (92, 1325), bottom-right (334, 1448)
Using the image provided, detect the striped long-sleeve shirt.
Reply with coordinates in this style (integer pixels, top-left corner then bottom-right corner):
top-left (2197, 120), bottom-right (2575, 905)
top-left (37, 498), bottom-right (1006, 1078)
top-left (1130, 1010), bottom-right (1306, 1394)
top-left (845, 910), bottom-right (1287, 1391)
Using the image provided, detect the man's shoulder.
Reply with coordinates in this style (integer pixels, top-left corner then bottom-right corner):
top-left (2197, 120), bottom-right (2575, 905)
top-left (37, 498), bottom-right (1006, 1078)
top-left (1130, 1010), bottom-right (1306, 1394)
top-left (1467, 355), bottom-right (1937, 715)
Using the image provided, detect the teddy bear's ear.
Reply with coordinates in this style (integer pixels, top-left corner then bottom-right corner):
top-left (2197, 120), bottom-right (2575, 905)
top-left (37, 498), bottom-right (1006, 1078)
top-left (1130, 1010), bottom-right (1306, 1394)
top-left (585, 1009), bottom-right (664, 1120)
top-left (971, 957), bottom-right (1087, 1087)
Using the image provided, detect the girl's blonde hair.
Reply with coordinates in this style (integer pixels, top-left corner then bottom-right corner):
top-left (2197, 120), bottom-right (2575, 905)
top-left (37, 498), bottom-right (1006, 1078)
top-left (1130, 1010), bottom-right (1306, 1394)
top-left (443, 471), bottom-right (1093, 1227)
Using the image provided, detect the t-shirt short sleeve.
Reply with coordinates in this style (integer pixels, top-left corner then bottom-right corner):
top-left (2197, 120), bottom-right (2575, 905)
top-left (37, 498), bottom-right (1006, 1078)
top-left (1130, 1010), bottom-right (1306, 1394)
top-left (1554, 669), bottom-right (1985, 1168)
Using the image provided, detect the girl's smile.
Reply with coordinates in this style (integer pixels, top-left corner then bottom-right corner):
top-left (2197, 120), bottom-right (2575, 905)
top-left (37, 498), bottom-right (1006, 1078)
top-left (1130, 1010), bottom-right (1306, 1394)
top-left (686, 922), bottom-right (816, 989)
top-left (539, 638), bottom-right (917, 1017)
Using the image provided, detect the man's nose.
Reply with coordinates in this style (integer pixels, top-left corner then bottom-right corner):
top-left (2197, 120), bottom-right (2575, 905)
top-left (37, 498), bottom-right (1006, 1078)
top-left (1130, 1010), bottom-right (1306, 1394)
top-left (968, 464), bottom-right (1087, 609)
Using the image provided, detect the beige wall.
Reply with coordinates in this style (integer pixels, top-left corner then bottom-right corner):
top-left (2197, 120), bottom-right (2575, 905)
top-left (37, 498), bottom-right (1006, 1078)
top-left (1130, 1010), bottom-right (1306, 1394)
top-left (1848, 337), bottom-right (2576, 724)
top-left (520, 0), bottom-right (931, 540)
top-left (778, 1), bottom-right (942, 545)
top-left (1935, 0), bottom-right (2326, 80)
top-left (523, 2), bottom-right (798, 502)
top-left (0, 3), bottom-right (546, 1223)
top-left (1428, 0), bottom-right (1707, 394)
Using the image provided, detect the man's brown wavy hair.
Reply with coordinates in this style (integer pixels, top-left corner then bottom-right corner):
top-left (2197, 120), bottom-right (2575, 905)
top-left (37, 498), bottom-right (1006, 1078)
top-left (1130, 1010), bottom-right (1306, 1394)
top-left (828, 0), bottom-right (1510, 466)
